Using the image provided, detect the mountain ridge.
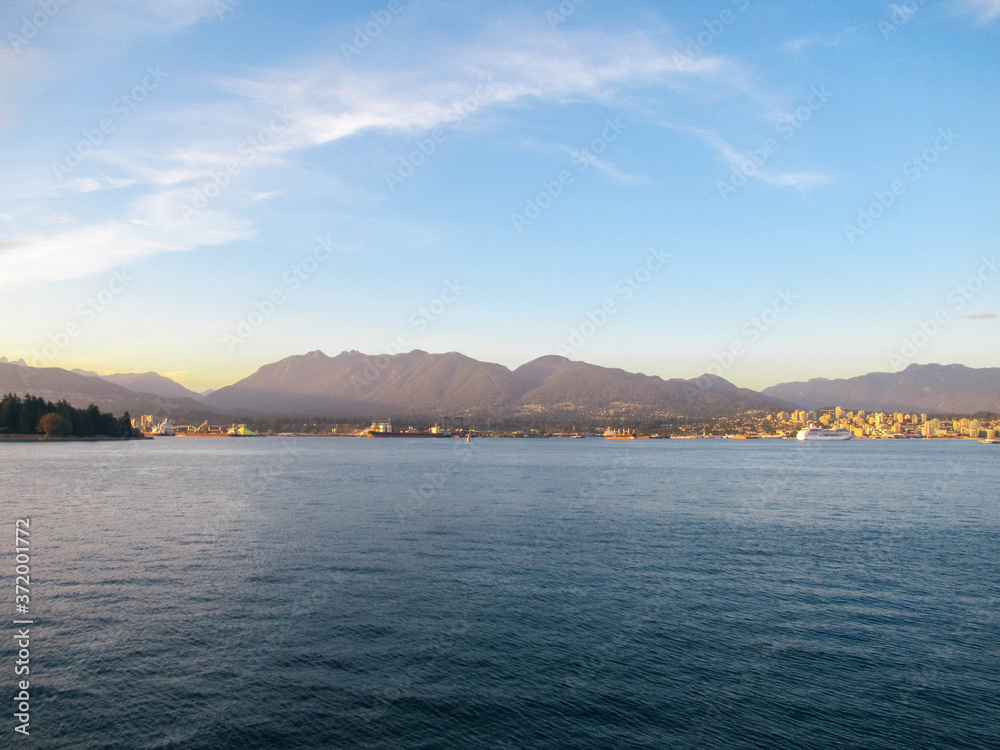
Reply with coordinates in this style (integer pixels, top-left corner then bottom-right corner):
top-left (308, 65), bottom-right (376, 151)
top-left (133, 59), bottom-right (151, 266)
top-left (762, 363), bottom-right (1000, 413)
top-left (202, 349), bottom-right (792, 417)
top-left (4, 355), bottom-right (998, 418)
top-left (0, 362), bottom-right (222, 418)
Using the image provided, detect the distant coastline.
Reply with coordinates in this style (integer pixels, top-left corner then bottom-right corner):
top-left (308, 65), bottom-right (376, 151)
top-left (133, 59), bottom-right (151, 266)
top-left (0, 434), bottom-right (149, 442)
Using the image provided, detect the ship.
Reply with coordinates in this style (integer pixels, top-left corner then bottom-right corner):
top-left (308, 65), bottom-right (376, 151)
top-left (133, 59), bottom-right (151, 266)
top-left (604, 428), bottom-right (637, 439)
top-left (796, 424), bottom-right (854, 441)
top-left (144, 418), bottom-right (176, 437)
top-left (364, 419), bottom-right (452, 438)
top-left (176, 420), bottom-right (228, 437)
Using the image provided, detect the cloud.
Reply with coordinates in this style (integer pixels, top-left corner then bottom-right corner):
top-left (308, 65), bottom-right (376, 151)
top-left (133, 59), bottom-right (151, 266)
top-left (41, 213), bottom-right (77, 226)
top-left (959, 312), bottom-right (997, 319)
top-left (0, 192), bottom-right (253, 287)
top-left (84, 0), bottom-right (223, 34)
top-left (783, 31), bottom-right (853, 54)
top-left (693, 128), bottom-right (831, 189)
top-left (1, 21), bottom-right (774, 287)
top-left (569, 151), bottom-right (650, 186)
top-left (213, 27), bottom-right (736, 156)
top-left (962, 0), bottom-right (1000, 24)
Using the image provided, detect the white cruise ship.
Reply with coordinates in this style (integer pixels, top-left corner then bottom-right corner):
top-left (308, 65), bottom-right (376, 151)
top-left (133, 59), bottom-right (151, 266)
top-left (796, 424), bottom-right (853, 441)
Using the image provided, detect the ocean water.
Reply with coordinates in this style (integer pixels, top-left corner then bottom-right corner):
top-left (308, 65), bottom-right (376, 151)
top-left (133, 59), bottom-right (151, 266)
top-left (2, 438), bottom-right (998, 749)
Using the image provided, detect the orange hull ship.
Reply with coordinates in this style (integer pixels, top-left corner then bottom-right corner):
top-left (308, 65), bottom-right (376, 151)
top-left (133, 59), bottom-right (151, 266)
top-left (604, 428), bottom-right (637, 439)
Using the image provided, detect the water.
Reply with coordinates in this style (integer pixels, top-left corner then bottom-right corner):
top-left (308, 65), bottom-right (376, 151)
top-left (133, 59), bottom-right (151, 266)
top-left (2, 438), bottom-right (998, 749)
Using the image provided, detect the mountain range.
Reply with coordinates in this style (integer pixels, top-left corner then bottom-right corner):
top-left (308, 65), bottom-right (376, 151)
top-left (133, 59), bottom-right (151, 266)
top-left (71, 369), bottom-right (205, 400)
top-left (762, 363), bottom-right (1000, 413)
top-left (201, 350), bottom-right (788, 417)
top-left (1, 354), bottom-right (997, 418)
top-left (0, 360), bottom-right (217, 418)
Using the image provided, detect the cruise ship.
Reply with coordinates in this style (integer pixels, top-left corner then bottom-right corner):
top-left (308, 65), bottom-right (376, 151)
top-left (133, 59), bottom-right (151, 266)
top-left (796, 424), bottom-right (853, 441)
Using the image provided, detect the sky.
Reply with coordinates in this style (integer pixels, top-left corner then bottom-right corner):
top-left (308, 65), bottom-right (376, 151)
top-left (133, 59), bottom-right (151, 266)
top-left (1, 0), bottom-right (998, 393)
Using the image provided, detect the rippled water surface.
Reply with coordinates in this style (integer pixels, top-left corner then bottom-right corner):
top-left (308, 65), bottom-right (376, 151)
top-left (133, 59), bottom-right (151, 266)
top-left (2, 438), bottom-right (998, 749)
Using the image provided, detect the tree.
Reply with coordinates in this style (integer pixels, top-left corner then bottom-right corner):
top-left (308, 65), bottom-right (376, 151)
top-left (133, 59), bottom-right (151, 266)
top-left (0, 393), bottom-right (22, 434)
top-left (19, 394), bottom-right (53, 434)
top-left (73, 406), bottom-right (95, 437)
top-left (39, 413), bottom-right (72, 438)
top-left (117, 411), bottom-right (135, 438)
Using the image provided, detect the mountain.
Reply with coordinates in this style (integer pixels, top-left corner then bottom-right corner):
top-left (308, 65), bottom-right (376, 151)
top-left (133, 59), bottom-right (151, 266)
top-left (99, 372), bottom-right (203, 401)
top-left (202, 349), bottom-right (791, 417)
top-left (69, 368), bottom-right (202, 400)
top-left (0, 362), bottom-right (221, 418)
top-left (762, 363), bottom-right (1000, 413)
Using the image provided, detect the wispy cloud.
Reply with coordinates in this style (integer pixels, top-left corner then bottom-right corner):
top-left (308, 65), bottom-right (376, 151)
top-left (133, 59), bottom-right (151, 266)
top-left (216, 28), bottom-right (733, 154)
top-left (783, 30), bottom-right (856, 54)
top-left (962, 0), bottom-right (1000, 24)
top-left (960, 312), bottom-right (997, 319)
top-left (0, 192), bottom-right (252, 287)
top-left (569, 151), bottom-right (650, 186)
top-left (1, 22), bottom-right (771, 287)
top-left (694, 128), bottom-right (831, 189)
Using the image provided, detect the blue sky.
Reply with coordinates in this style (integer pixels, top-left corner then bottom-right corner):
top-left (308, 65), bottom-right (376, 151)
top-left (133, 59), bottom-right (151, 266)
top-left (1, 0), bottom-right (998, 392)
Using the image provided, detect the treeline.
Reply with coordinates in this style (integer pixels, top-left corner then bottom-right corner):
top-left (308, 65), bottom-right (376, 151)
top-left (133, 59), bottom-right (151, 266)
top-left (0, 393), bottom-right (136, 438)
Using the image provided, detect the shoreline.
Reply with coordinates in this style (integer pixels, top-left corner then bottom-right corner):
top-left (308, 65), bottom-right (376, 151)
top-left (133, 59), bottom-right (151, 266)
top-left (0, 434), bottom-right (152, 442)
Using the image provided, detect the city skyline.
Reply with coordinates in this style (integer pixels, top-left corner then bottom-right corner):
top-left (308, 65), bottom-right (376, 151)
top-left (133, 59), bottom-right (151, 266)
top-left (2, 0), bottom-right (998, 392)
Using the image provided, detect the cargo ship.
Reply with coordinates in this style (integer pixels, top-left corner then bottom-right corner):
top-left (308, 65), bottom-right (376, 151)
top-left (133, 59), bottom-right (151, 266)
top-left (364, 419), bottom-right (452, 438)
top-left (604, 428), bottom-right (637, 440)
top-left (175, 421), bottom-right (258, 437)
top-left (176, 420), bottom-right (228, 436)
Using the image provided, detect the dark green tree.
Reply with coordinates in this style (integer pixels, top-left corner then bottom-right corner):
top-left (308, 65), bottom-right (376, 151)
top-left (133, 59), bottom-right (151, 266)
top-left (0, 393), bottom-right (22, 434)
top-left (117, 411), bottom-right (135, 437)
